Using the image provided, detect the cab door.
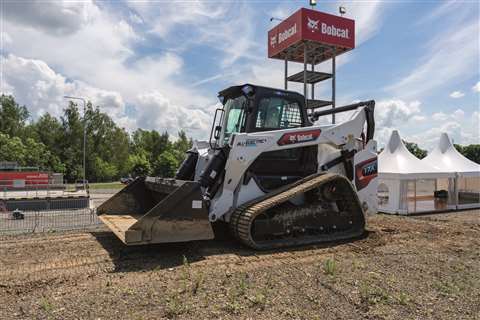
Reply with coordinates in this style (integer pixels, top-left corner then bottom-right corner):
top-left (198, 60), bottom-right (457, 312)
top-left (245, 95), bottom-right (317, 191)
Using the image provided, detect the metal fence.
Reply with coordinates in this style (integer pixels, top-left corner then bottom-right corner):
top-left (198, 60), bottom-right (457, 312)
top-left (1, 181), bottom-right (88, 199)
top-left (0, 199), bottom-right (103, 235)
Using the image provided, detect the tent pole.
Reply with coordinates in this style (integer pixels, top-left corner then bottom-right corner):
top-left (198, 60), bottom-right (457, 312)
top-left (414, 181), bottom-right (417, 213)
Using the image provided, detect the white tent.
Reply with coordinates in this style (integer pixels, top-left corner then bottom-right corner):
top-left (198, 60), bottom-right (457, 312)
top-left (378, 130), bottom-right (455, 214)
top-left (422, 133), bottom-right (480, 209)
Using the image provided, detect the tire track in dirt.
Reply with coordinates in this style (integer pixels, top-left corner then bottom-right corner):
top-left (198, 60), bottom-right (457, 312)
top-left (0, 213), bottom-right (455, 288)
top-left (0, 252), bottom-right (114, 282)
top-left (0, 233), bottom-right (97, 248)
top-left (0, 230), bottom-right (388, 287)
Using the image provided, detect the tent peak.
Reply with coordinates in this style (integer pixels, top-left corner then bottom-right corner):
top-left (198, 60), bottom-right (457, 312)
top-left (387, 130), bottom-right (402, 153)
top-left (439, 132), bottom-right (453, 153)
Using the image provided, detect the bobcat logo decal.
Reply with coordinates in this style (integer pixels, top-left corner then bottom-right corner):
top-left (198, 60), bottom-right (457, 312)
top-left (307, 17), bottom-right (319, 32)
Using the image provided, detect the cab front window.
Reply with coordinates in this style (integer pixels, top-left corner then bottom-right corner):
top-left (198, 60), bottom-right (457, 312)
top-left (223, 95), bottom-right (247, 143)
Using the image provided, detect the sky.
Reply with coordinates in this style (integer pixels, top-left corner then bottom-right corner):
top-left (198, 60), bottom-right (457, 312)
top-left (0, 0), bottom-right (479, 150)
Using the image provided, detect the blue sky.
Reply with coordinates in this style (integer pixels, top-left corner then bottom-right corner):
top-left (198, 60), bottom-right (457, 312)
top-left (1, 0), bottom-right (479, 149)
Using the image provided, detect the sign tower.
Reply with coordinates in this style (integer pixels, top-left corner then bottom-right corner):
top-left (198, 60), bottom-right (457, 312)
top-left (268, 8), bottom-right (355, 123)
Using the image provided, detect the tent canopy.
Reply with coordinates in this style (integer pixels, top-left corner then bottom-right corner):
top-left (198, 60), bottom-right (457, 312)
top-left (422, 133), bottom-right (480, 177)
top-left (379, 130), bottom-right (454, 179)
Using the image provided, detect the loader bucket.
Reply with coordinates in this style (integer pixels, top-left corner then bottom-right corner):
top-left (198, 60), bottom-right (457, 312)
top-left (97, 177), bottom-right (214, 245)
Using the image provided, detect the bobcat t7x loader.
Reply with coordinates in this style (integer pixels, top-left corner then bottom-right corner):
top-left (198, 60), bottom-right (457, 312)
top-left (97, 84), bottom-right (378, 249)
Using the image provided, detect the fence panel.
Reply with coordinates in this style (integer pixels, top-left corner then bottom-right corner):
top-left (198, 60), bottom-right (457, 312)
top-left (0, 198), bottom-right (103, 235)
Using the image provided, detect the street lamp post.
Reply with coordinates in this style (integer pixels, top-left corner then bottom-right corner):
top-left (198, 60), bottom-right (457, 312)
top-left (64, 96), bottom-right (87, 191)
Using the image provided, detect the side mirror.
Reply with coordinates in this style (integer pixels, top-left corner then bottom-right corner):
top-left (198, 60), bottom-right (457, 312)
top-left (214, 125), bottom-right (222, 140)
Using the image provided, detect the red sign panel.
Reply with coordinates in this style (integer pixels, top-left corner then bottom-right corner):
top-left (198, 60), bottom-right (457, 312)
top-left (0, 171), bottom-right (49, 186)
top-left (277, 129), bottom-right (321, 146)
top-left (268, 8), bottom-right (355, 60)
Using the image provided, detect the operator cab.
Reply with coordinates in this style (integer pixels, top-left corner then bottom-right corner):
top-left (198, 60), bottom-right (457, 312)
top-left (216, 84), bottom-right (310, 146)
top-left (212, 84), bottom-right (317, 192)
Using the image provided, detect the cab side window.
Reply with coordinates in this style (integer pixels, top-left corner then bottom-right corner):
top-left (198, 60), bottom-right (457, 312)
top-left (255, 97), bottom-right (302, 130)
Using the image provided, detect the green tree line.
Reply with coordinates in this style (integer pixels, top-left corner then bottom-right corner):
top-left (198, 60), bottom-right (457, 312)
top-left (401, 141), bottom-right (479, 163)
top-left (1, 94), bottom-right (478, 182)
top-left (0, 95), bottom-right (192, 182)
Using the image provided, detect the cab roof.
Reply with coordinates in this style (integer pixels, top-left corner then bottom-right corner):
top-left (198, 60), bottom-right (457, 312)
top-left (218, 84), bottom-right (304, 103)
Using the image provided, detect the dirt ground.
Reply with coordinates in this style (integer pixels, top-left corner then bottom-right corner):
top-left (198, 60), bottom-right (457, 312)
top-left (0, 210), bottom-right (479, 320)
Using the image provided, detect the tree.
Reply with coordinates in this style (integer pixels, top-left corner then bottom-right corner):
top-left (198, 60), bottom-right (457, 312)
top-left (0, 94), bottom-right (200, 182)
top-left (60, 102), bottom-right (84, 181)
top-left (33, 113), bottom-right (63, 156)
top-left (132, 129), bottom-right (170, 164)
top-left (93, 157), bottom-right (119, 182)
top-left (404, 141), bottom-right (427, 159)
top-left (0, 133), bottom-right (26, 164)
top-left (0, 133), bottom-right (64, 172)
top-left (455, 144), bottom-right (480, 164)
top-left (126, 152), bottom-right (151, 177)
top-left (84, 104), bottom-right (129, 181)
top-left (0, 94), bottom-right (29, 138)
top-left (173, 130), bottom-right (193, 163)
top-left (155, 150), bottom-right (179, 178)
top-left (23, 137), bottom-right (65, 173)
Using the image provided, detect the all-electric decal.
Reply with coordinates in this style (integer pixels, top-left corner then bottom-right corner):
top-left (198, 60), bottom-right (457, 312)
top-left (237, 138), bottom-right (267, 147)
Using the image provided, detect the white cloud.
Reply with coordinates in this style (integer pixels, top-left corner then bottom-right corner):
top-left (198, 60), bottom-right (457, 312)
top-left (127, 1), bottom-right (226, 39)
top-left (127, 2), bottom-right (257, 67)
top-left (0, 53), bottom-right (218, 137)
top-left (1, 0), bottom-right (476, 147)
top-left (371, 98), bottom-right (479, 150)
top-left (3, 1), bottom-right (138, 86)
top-left (380, 103), bottom-right (479, 150)
top-left (1, 54), bottom-right (126, 120)
top-left (449, 91), bottom-right (464, 98)
top-left (411, 115), bottom-right (426, 122)
top-left (375, 99), bottom-right (421, 128)
top-left (407, 117), bottom-right (479, 150)
top-left (473, 81), bottom-right (480, 92)
top-left (372, 99), bottom-right (422, 147)
top-left (345, 1), bottom-right (387, 45)
top-left (2, 1), bottom-right (218, 138)
top-left (386, 11), bottom-right (479, 99)
top-left (135, 91), bottom-right (217, 138)
top-left (416, 1), bottom-right (457, 25)
top-left (452, 109), bottom-right (465, 121)
top-left (432, 112), bottom-right (448, 121)
top-left (3, 1), bottom-right (97, 36)
top-left (1, 31), bottom-right (12, 45)
top-left (129, 12), bottom-right (143, 25)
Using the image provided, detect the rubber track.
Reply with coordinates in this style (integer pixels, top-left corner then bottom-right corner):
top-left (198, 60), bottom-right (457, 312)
top-left (230, 172), bottom-right (364, 250)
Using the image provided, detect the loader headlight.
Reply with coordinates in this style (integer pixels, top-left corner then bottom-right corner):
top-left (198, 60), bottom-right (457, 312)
top-left (241, 85), bottom-right (255, 97)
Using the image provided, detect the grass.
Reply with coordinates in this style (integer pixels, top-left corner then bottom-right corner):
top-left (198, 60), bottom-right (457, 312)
top-left (180, 255), bottom-right (190, 294)
top-left (433, 280), bottom-right (460, 296)
top-left (165, 294), bottom-right (187, 318)
top-left (238, 273), bottom-right (248, 296)
top-left (248, 291), bottom-right (267, 308)
top-left (323, 258), bottom-right (337, 276)
top-left (397, 292), bottom-right (411, 305)
top-left (360, 282), bottom-right (391, 306)
top-left (39, 297), bottom-right (54, 313)
top-left (192, 272), bottom-right (204, 295)
top-left (88, 182), bottom-right (124, 190)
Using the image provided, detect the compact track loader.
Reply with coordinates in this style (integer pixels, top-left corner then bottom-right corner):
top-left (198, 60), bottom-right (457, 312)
top-left (97, 84), bottom-right (378, 249)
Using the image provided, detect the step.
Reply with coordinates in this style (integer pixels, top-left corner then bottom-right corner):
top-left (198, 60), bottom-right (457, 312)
top-left (287, 70), bottom-right (332, 84)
